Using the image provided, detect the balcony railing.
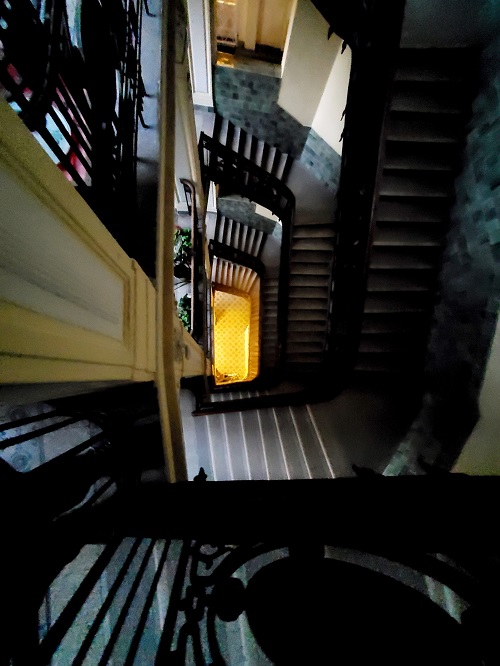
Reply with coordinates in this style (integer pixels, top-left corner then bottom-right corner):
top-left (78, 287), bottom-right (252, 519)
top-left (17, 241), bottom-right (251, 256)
top-left (199, 133), bottom-right (295, 376)
top-left (1, 389), bottom-right (499, 664)
top-left (0, 0), bottom-right (145, 260)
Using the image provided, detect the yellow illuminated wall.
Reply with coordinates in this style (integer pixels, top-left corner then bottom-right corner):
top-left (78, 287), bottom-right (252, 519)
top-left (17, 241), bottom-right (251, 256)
top-left (213, 287), bottom-right (251, 384)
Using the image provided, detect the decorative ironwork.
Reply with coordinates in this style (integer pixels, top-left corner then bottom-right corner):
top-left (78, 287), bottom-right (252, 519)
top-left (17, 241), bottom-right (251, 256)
top-left (1, 403), bottom-right (499, 666)
top-left (0, 0), bottom-right (146, 261)
top-left (199, 133), bottom-right (295, 374)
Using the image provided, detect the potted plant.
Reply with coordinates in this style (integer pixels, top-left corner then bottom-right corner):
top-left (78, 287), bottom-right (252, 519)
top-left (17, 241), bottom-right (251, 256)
top-left (177, 293), bottom-right (191, 330)
top-left (173, 226), bottom-right (192, 280)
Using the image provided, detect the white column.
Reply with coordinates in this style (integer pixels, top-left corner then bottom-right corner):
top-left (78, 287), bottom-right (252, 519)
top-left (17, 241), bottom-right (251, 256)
top-left (238, 0), bottom-right (261, 51)
top-left (187, 0), bottom-right (214, 107)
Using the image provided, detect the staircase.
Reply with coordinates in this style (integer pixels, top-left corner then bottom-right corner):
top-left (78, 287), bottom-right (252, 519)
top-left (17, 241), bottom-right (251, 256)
top-left (286, 218), bottom-right (335, 371)
top-left (356, 48), bottom-right (471, 376)
top-left (261, 277), bottom-right (279, 369)
top-left (212, 114), bottom-right (294, 183)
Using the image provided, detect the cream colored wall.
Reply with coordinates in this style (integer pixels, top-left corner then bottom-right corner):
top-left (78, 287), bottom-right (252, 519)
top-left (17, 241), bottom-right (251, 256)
top-left (311, 40), bottom-right (352, 155)
top-left (0, 102), bottom-right (156, 388)
top-left (278, 0), bottom-right (339, 126)
top-left (237, 0), bottom-right (260, 51)
top-left (256, 0), bottom-right (295, 49)
top-left (453, 315), bottom-right (500, 475)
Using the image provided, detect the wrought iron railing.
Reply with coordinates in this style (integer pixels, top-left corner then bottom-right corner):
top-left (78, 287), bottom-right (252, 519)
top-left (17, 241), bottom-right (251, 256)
top-left (198, 133), bottom-right (295, 375)
top-left (1, 412), bottom-right (499, 666)
top-left (199, 132), bottom-right (294, 224)
top-left (0, 0), bottom-right (145, 259)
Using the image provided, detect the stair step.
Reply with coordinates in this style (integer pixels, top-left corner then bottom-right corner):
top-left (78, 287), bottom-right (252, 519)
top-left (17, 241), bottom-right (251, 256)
top-left (288, 311), bottom-right (327, 322)
top-left (288, 331), bottom-right (326, 342)
top-left (289, 287), bottom-right (329, 299)
top-left (364, 293), bottom-right (431, 313)
top-left (395, 49), bottom-right (470, 83)
top-left (287, 320), bottom-right (327, 332)
top-left (376, 198), bottom-right (448, 223)
top-left (287, 342), bottom-right (324, 353)
top-left (387, 113), bottom-right (462, 143)
top-left (286, 352), bottom-right (324, 363)
top-left (361, 313), bottom-right (429, 334)
top-left (373, 226), bottom-right (444, 247)
top-left (292, 238), bottom-right (335, 251)
top-left (370, 248), bottom-right (437, 270)
top-left (390, 81), bottom-right (465, 114)
top-left (359, 336), bottom-right (419, 353)
top-left (384, 142), bottom-right (459, 171)
top-left (380, 172), bottom-right (452, 198)
top-left (355, 353), bottom-right (420, 373)
top-left (290, 263), bottom-right (331, 275)
top-left (292, 225), bottom-right (335, 239)
top-left (291, 250), bottom-right (332, 264)
top-left (367, 271), bottom-right (434, 292)
top-left (290, 274), bottom-right (330, 287)
top-left (289, 298), bottom-right (327, 310)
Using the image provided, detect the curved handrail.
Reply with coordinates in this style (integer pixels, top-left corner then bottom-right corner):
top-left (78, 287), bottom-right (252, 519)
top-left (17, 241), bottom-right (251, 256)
top-left (198, 132), bottom-right (295, 371)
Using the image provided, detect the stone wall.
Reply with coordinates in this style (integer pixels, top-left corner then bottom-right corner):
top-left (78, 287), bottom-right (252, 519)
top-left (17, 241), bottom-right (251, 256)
top-left (299, 128), bottom-right (342, 192)
top-left (386, 36), bottom-right (500, 473)
top-left (214, 65), bottom-right (342, 192)
top-left (217, 196), bottom-right (277, 235)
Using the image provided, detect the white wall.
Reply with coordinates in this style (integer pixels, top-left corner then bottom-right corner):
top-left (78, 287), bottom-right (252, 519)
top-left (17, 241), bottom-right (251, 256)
top-left (278, 0), bottom-right (339, 126)
top-left (311, 41), bottom-right (352, 155)
top-left (453, 315), bottom-right (500, 474)
top-left (187, 0), bottom-right (213, 107)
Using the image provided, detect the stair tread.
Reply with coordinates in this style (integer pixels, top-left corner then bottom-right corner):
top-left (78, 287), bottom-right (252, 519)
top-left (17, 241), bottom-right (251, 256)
top-left (291, 250), bottom-right (332, 263)
top-left (289, 286), bottom-right (329, 299)
top-left (387, 113), bottom-right (462, 143)
top-left (286, 353), bottom-right (324, 363)
top-left (376, 199), bottom-right (448, 223)
top-left (290, 274), bottom-right (330, 287)
top-left (359, 336), bottom-right (424, 353)
top-left (373, 227), bottom-right (444, 247)
top-left (289, 298), bottom-right (328, 310)
top-left (288, 331), bottom-right (326, 341)
top-left (355, 353), bottom-right (422, 373)
top-left (290, 263), bottom-right (331, 275)
top-left (288, 311), bottom-right (327, 322)
top-left (287, 320), bottom-right (327, 332)
top-left (384, 142), bottom-right (459, 171)
top-left (367, 271), bottom-right (434, 291)
top-left (287, 342), bottom-right (324, 353)
top-left (395, 48), bottom-right (471, 83)
top-left (364, 293), bottom-right (431, 313)
top-left (390, 82), bottom-right (465, 114)
top-left (362, 313), bottom-right (429, 334)
top-left (380, 172), bottom-right (452, 198)
top-left (292, 225), bottom-right (335, 239)
top-left (293, 238), bottom-right (335, 251)
top-left (370, 248), bottom-right (437, 269)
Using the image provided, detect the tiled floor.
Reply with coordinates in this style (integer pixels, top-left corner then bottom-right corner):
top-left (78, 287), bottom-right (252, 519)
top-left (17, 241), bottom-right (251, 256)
top-left (216, 52), bottom-right (281, 78)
